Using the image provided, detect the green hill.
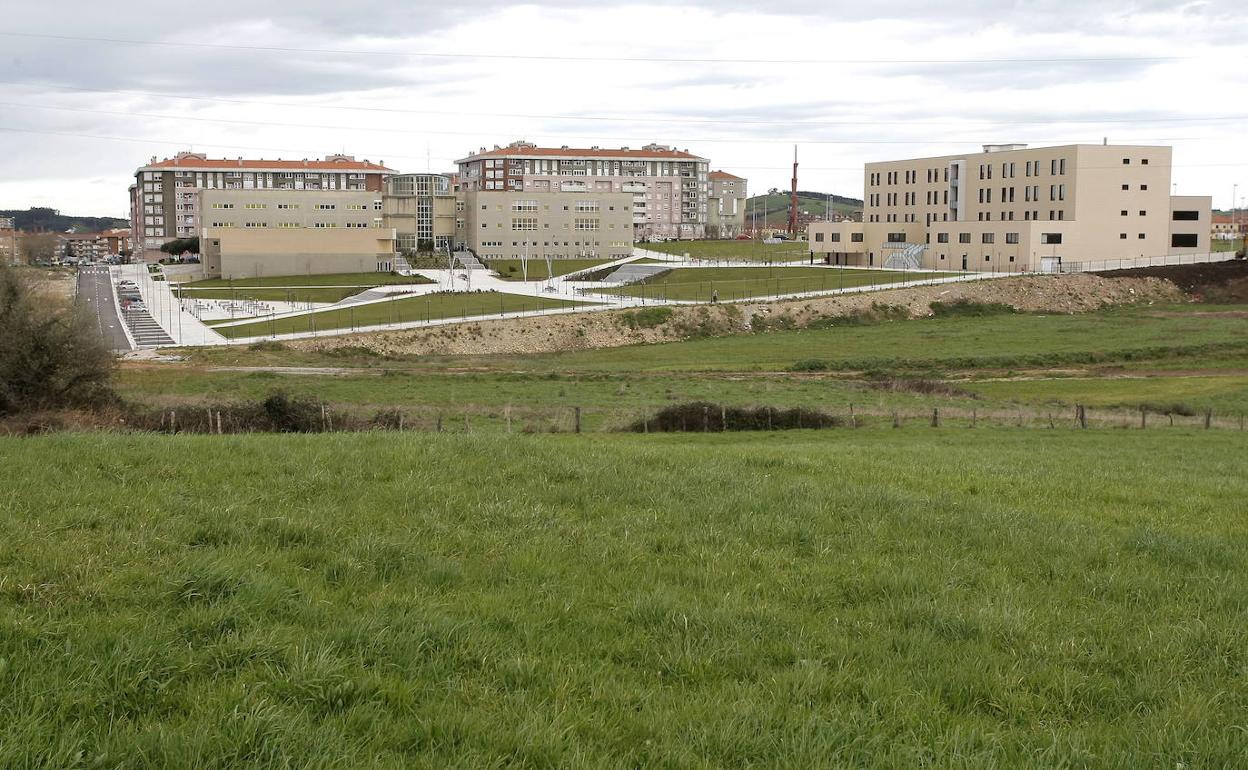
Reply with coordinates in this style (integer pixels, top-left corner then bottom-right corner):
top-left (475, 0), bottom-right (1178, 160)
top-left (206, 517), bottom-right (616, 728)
top-left (745, 190), bottom-right (862, 228)
top-left (1, 207), bottom-right (128, 233)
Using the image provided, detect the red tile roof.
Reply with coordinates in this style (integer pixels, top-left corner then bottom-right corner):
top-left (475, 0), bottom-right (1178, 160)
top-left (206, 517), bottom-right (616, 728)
top-left (460, 144), bottom-right (705, 162)
top-left (709, 170), bottom-right (744, 181)
top-left (142, 155), bottom-right (395, 172)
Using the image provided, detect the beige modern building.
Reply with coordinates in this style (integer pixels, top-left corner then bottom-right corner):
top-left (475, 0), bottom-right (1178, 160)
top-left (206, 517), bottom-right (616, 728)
top-left (456, 141), bottom-right (710, 240)
top-left (808, 143), bottom-right (1212, 271)
top-left (131, 152), bottom-right (395, 259)
top-left (197, 189), bottom-right (395, 278)
top-left (459, 190), bottom-right (635, 261)
top-left (707, 171), bottom-right (748, 238)
top-left (382, 174), bottom-right (457, 254)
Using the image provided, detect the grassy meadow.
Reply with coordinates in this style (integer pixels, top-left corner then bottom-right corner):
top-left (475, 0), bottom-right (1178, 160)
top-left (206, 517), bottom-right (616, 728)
top-left (485, 258), bottom-right (615, 280)
top-left (1, 430), bottom-right (1246, 767)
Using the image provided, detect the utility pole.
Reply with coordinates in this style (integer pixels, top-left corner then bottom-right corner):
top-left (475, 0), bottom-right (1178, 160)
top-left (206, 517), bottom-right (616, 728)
top-left (788, 145), bottom-right (799, 238)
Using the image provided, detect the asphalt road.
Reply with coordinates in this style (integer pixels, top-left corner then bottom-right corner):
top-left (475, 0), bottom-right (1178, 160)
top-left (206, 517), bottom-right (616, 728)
top-left (77, 267), bottom-right (132, 351)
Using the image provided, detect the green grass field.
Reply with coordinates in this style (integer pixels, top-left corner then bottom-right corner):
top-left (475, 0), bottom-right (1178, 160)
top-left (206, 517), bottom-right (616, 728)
top-left (211, 292), bottom-right (589, 340)
top-left (641, 240), bottom-right (811, 262)
top-left (485, 259), bottom-right (615, 280)
top-left (609, 266), bottom-right (946, 302)
top-left (2, 430), bottom-right (1245, 767)
top-left (177, 273), bottom-right (436, 305)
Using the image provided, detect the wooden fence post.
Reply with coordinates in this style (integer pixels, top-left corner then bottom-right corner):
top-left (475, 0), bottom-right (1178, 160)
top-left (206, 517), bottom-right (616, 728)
top-left (1140, 406), bottom-right (1147, 429)
top-left (505, 405), bottom-right (512, 433)
top-left (1204, 408), bottom-right (1212, 430)
top-left (849, 404), bottom-right (857, 429)
top-left (574, 406), bottom-right (582, 434)
top-left (971, 409), bottom-right (977, 428)
top-left (436, 414), bottom-right (442, 433)
top-left (721, 405), bottom-right (727, 432)
top-left (892, 411), bottom-right (901, 429)
top-left (931, 408), bottom-right (939, 428)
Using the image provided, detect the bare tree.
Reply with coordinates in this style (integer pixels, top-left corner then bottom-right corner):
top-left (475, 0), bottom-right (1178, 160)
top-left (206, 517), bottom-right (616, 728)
top-left (18, 232), bottom-right (59, 265)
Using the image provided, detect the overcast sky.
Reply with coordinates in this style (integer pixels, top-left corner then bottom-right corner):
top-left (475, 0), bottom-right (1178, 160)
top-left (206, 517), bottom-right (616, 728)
top-left (1, 0), bottom-right (1245, 218)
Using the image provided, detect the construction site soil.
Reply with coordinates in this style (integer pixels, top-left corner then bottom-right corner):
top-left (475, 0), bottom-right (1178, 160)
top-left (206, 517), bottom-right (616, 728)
top-left (1097, 258), bottom-right (1248, 303)
top-left (286, 273), bottom-right (1191, 359)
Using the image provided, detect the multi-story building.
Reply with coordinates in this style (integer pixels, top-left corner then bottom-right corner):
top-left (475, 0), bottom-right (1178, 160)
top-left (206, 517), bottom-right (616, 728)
top-left (382, 174), bottom-right (457, 255)
top-left (1211, 213), bottom-right (1246, 241)
top-left (197, 189), bottom-right (396, 279)
top-left (456, 141), bottom-right (710, 241)
top-left (459, 190), bottom-right (635, 261)
top-left (808, 143), bottom-right (1212, 272)
top-left (707, 171), bottom-right (748, 238)
top-left (0, 217), bottom-right (16, 265)
top-left (130, 152), bottom-right (395, 259)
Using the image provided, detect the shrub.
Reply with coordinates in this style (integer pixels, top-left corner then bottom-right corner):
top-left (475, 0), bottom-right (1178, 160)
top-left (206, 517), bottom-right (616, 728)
top-left (247, 340), bottom-right (286, 352)
top-left (0, 266), bottom-right (116, 416)
top-left (618, 306), bottom-right (673, 329)
top-left (628, 401), bottom-right (844, 432)
top-left (262, 392), bottom-right (323, 433)
top-left (929, 299), bottom-right (1017, 318)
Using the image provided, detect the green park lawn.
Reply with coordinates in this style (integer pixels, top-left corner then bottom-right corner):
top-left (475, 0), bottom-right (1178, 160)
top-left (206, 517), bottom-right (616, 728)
top-left (607, 266), bottom-right (947, 302)
top-left (210, 291), bottom-right (588, 339)
top-left (486, 259), bottom-right (616, 280)
top-left (640, 239), bottom-right (812, 262)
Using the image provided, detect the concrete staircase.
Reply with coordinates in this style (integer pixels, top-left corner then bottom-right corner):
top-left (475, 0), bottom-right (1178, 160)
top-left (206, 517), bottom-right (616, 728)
top-left (123, 307), bottom-right (175, 346)
top-left (883, 243), bottom-right (926, 270)
top-left (601, 263), bottom-right (672, 285)
top-left (453, 251), bottom-right (486, 270)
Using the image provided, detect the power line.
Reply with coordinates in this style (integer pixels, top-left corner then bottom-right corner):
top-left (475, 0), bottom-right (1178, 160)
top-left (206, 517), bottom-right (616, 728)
top-left (4, 80), bottom-right (1246, 129)
top-left (0, 102), bottom-right (1210, 147)
top-left (0, 31), bottom-right (1189, 65)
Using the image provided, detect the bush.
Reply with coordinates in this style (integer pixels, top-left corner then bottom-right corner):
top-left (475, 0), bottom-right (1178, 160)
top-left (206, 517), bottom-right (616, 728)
top-left (628, 401), bottom-right (844, 432)
top-left (0, 266), bottom-right (116, 416)
top-left (262, 392), bottom-right (323, 433)
top-left (929, 299), bottom-right (1017, 318)
top-left (618, 306), bottom-right (673, 329)
top-left (247, 340), bottom-right (286, 352)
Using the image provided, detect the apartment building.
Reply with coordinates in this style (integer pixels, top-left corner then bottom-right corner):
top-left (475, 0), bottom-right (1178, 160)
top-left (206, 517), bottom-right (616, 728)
top-left (808, 144), bottom-right (1212, 271)
top-left (131, 152), bottom-right (395, 259)
top-left (382, 174), bottom-right (457, 254)
top-left (456, 141), bottom-right (710, 240)
top-left (707, 171), bottom-right (748, 238)
top-left (459, 190), bottom-right (635, 261)
top-left (197, 189), bottom-right (395, 279)
top-left (1211, 213), bottom-right (1246, 240)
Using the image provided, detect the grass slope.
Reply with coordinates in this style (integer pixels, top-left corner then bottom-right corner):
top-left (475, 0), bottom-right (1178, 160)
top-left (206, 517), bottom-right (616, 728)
top-left (212, 292), bottom-right (587, 339)
top-left (486, 259), bottom-right (615, 281)
top-left (609, 267), bottom-right (946, 302)
top-left (183, 272), bottom-right (434, 290)
top-left (641, 240), bottom-right (811, 262)
top-left (1, 430), bottom-right (1245, 767)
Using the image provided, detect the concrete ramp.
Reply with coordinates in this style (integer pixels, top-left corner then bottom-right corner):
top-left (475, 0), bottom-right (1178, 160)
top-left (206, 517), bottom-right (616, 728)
top-left (601, 264), bottom-right (671, 285)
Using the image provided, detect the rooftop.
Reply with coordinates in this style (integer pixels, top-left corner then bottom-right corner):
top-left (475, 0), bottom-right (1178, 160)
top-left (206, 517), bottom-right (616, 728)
top-left (709, 170), bottom-right (745, 181)
top-left (458, 140), bottom-right (706, 163)
top-left (140, 152), bottom-right (395, 173)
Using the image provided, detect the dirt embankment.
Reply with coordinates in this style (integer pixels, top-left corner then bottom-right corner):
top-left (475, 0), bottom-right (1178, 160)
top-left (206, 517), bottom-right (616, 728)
top-left (1097, 259), bottom-right (1248, 303)
top-left (286, 273), bottom-right (1187, 359)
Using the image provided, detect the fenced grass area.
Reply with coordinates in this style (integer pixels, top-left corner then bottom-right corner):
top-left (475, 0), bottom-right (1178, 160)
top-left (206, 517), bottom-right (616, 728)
top-left (1, 430), bottom-right (1245, 766)
top-left (177, 286), bottom-right (363, 303)
top-left (183, 272), bottom-right (435, 290)
top-left (640, 239), bottom-right (812, 262)
top-left (485, 258), bottom-right (616, 280)
top-left (210, 292), bottom-right (589, 339)
top-left (607, 266), bottom-right (948, 302)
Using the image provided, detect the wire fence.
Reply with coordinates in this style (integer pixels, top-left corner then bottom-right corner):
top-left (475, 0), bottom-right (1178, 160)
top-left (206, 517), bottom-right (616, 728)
top-left (122, 401), bottom-right (1248, 436)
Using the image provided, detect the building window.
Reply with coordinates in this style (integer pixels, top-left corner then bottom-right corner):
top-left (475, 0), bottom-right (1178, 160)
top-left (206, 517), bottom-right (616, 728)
top-left (937, 233), bottom-right (949, 243)
top-left (814, 232), bottom-right (824, 242)
top-left (1123, 158), bottom-right (1130, 164)
top-left (1172, 210), bottom-right (1200, 221)
top-left (1122, 184), bottom-right (1129, 190)
top-left (1171, 233), bottom-right (1198, 247)
top-left (1041, 233), bottom-right (1062, 245)
top-left (831, 233), bottom-right (841, 242)
top-left (959, 232), bottom-right (971, 244)
top-left (1142, 159), bottom-right (1149, 165)
top-left (1120, 233), bottom-right (1128, 239)
top-left (1121, 210), bottom-right (1129, 216)
top-left (981, 233), bottom-right (994, 244)
top-left (851, 233), bottom-right (864, 243)
top-left (1005, 233), bottom-right (1019, 244)
top-left (1138, 233), bottom-right (1146, 239)
top-left (1139, 210), bottom-right (1146, 216)
top-left (511, 200), bottom-right (538, 212)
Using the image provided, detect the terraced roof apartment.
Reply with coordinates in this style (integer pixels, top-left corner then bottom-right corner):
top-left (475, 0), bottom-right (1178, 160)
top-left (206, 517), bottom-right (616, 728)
top-left (130, 152), bottom-right (395, 259)
top-left (707, 170), bottom-right (749, 239)
top-left (456, 141), bottom-right (710, 240)
top-left (808, 143), bottom-right (1212, 272)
